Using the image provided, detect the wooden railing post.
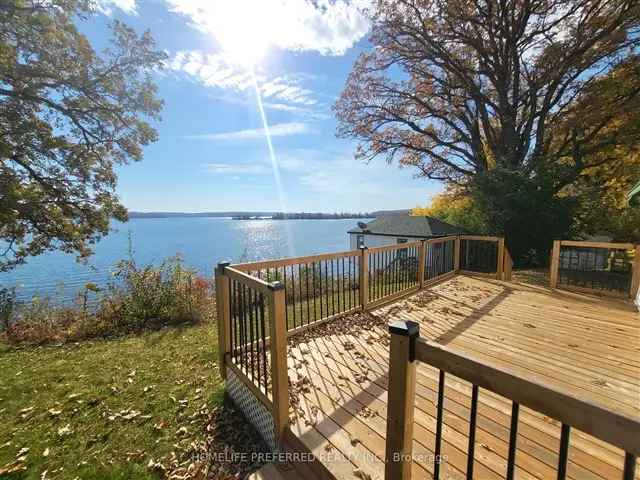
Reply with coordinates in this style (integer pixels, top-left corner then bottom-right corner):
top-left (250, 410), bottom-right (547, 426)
top-left (359, 246), bottom-right (369, 310)
top-left (454, 236), bottom-right (461, 272)
top-left (215, 261), bottom-right (231, 380)
top-left (550, 240), bottom-right (561, 289)
top-left (630, 245), bottom-right (640, 299)
top-left (417, 240), bottom-right (426, 289)
top-left (503, 247), bottom-right (513, 282)
top-left (385, 320), bottom-right (419, 480)
top-left (268, 281), bottom-right (289, 447)
top-left (497, 237), bottom-right (505, 280)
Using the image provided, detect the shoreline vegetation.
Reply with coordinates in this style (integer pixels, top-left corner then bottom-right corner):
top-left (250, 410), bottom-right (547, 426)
top-left (0, 254), bottom-right (214, 346)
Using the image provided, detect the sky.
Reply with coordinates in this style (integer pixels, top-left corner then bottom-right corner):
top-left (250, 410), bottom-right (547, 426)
top-left (87, 0), bottom-right (443, 213)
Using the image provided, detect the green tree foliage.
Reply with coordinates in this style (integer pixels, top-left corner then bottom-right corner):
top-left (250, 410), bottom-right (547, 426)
top-left (411, 191), bottom-right (489, 234)
top-left (0, 1), bottom-right (166, 271)
top-left (335, 0), bottom-right (640, 263)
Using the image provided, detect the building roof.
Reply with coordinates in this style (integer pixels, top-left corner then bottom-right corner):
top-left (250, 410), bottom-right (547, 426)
top-left (628, 181), bottom-right (640, 206)
top-left (347, 214), bottom-right (467, 238)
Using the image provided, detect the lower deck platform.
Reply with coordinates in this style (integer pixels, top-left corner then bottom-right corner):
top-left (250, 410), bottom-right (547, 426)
top-left (285, 276), bottom-right (640, 479)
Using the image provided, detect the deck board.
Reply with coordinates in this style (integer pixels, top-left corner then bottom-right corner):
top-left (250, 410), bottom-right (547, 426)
top-left (287, 275), bottom-right (640, 479)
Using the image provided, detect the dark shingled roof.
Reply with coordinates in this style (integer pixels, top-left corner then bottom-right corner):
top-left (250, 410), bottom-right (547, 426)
top-left (347, 214), bottom-right (467, 238)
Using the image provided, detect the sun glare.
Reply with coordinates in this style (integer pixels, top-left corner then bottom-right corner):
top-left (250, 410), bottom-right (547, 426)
top-left (211, 1), bottom-right (272, 67)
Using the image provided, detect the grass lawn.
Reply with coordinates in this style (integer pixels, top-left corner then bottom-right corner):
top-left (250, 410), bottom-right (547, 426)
top-left (0, 323), bottom-right (265, 480)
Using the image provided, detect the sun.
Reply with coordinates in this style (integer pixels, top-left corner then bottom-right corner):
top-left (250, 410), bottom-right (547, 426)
top-left (210, 1), bottom-right (272, 67)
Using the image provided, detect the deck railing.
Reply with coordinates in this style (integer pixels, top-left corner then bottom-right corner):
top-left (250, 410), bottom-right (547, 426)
top-left (385, 321), bottom-right (640, 480)
top-left (550, 240), bottom-right (639, 298)
top-left (216, 234), bottom-right (509, 448)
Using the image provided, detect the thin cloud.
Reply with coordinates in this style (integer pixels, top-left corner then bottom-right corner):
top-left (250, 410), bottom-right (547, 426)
top-left (203, 163), bottom-right (270, 175)
top-left (95, 0), bottom-right (137, 15)
top-left (164, 0), bottom-right (371, 56)
top-left (165, 51), bottom-right (319, 108)
top-left (184, 122), bottom-right (315, 141)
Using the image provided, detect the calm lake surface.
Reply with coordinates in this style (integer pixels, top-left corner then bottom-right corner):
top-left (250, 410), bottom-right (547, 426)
top-left (1, 217), bottom-right (370, 303)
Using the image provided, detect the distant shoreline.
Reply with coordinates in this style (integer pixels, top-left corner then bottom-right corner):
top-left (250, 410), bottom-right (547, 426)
top-left (128, 209), bottom-right (409, 219)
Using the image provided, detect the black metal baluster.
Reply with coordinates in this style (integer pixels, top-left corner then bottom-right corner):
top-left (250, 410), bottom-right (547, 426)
top-left (252, 288), bottom-right (261, 391)
top-left (230, 281), bottom-right (236, 363)
top-left (282, 266), bottom-right (289, 329)
top-left (331, 259), bottom-right (336, 315)
top-left (248, 288), bottom-right (255, 382)
top-left (434, 370), bottom-right (445, 480)
top-left (259, 293), bottom-right (267, 393)
top-left (298, 263), bottom-right (303, 324)
top-left (305, 263), bottom-right (311, 325)
top-left (467, 384), bottom-right (479, 480)
top-left (311, 262), bottom-right (317, 322)
top-left (623, 453), bottom-right (636, 480)
top-left (325, 260), bottom-right (330, 317)
top-left (335, 259), bottom-right (340, 314)
top-left (557, 424), bottom-right (571, 480)
top-left (506, 402), bottom-right (520, 480)
top-left (289, 265), bottom-right (296, 329)
top-left (340, 257), bottom-right (348, 310)
top-left (239, 284), bottom-right (246, 371)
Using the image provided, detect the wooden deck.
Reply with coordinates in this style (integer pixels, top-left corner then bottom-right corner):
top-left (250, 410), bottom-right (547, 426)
top-left (286, 275), bottom-right (640, 480)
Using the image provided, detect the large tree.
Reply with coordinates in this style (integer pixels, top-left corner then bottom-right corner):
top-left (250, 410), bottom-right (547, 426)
top-left (0, 0), bottom-right (165, 271)
top-left (335, 0), bottom-right (640, 261)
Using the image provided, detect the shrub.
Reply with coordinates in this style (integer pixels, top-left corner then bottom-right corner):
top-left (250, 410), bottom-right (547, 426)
top-left (4, 255), bottom-right (214, 345)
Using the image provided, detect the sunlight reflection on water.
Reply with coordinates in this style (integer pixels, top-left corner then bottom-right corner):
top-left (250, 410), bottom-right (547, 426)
top-left (1, 218), bottom-right (369, 303)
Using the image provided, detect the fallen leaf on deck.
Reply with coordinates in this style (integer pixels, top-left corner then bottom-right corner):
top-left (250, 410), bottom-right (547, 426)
top-left (353, 468), bottom-right (372, 479)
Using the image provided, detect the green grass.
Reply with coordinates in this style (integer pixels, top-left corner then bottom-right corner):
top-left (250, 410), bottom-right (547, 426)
top-left (0, 324), bottom-right (223, 479)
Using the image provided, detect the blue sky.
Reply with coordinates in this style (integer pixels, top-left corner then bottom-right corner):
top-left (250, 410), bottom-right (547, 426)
top-left (87, 0), bottom-right (442, 213)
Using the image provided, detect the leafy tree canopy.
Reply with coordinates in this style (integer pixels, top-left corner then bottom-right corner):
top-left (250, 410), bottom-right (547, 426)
top-left (336, 0), bottom-right (640, 263)
top-left (0, 0), bottom-right (166, 271)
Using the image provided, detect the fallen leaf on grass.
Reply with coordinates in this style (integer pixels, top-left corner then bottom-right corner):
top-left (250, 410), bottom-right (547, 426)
top-left (16, 447), bottom-right (29, 458)
top-left (0, 461), bottom-right (27, 475)
top-left (48, 408), bottom-right (62, 417)
top-left (57, 424), bottom-right (72, 437)
top-left (42, 448), bottom-right (50, 457)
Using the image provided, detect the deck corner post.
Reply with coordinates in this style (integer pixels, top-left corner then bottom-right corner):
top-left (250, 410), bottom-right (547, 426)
top-left (503, 246), bottom-right (513, 282)
top-left (214, 261), bottom-right (231, 380)
top-left (550, 240), bottom-right (561, 289)
top-left (359, 246), bottom-right (369, 310)
top-left (454, 236), bottom-right (461, 272)
top-left (268, 281), bottom-right (289, 448)
top-left (631, 245), bottom-right (640, 299)
top-left (418, 240), bottom-right (426, 289)
top-left (497, 237), bottom-right (505, 280)
top-left (385, 320), bottom-right (419, 480)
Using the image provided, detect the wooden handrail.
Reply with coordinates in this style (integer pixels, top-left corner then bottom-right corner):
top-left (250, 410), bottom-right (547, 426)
top-left (414, 338), bottom-right (640, 456)
top-left (224, 266), bottom-right (274, 295)
top-left (384, 322), bottom-right (640, 480)
top-left (560, 240), bottom-right (635, 250)
top-left (232, 249), bottom-right (360, 272)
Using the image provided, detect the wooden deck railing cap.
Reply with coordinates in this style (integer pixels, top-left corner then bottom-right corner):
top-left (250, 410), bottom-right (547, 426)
top-left (215, 260), bottom-right (231, 272)
top-left (267, 280), bottom-right (285, 291)
top-left (388, 320), bottom-right (420, 337)
top-left (389, 320), bottom-right (420, 362)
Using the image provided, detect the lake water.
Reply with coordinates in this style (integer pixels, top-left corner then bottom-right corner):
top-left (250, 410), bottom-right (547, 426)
top-left (1, 217), bottom-right (369, 303)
